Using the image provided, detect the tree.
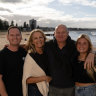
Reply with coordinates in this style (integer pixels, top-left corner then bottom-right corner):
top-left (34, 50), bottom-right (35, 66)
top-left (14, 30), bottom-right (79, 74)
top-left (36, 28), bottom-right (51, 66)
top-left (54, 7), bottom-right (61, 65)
top-left (3, 21), bottom-right (9, 30)
top-left (0, 19), bottom-right (3, 30)
top-left (10, 20), bottom-right (14, 26)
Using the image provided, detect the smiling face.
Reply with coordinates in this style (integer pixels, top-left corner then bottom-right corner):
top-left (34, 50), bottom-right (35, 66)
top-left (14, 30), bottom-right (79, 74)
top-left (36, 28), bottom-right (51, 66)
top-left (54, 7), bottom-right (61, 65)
top-left (32, 32), bottom-right (45, 49)
top-left (54, 25), bottom-right (69, 43)
top-left (76, 38), bottom-right (89, 54)
top-left (7, 28), bottom-right (22, 46)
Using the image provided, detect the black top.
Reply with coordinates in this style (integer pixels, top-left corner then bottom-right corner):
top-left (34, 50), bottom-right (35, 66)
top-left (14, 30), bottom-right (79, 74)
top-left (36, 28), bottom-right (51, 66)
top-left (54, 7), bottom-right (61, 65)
top-left (28, 52), bottom-right (49, 95)
top-left (44, 36), bottom-right (77, 88)
top-left (73, 60), bottom-right (95, 83)
top-left (29, 52), bottom-right (49, 75)
top-left (0, 47), bottom-right (27, 96)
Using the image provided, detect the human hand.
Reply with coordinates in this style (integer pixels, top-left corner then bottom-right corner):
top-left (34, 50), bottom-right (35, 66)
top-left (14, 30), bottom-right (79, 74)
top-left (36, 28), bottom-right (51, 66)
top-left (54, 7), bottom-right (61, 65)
top-left (44, 76), bottom-right (52, 82)
top-left (84, 53), bottom-right (94, 70)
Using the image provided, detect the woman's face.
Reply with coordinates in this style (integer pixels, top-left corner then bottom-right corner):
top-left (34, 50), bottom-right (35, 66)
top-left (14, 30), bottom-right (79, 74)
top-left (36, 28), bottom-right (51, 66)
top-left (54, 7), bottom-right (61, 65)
top-left (77, 38), bottom-right (89, 54)
top-left (32, 32), bottom-right (45, 49)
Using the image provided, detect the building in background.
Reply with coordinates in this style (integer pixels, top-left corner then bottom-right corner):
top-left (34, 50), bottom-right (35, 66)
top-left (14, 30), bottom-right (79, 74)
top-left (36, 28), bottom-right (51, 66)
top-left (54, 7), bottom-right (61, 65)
top-left (29, 19), bottom-right (36, 30)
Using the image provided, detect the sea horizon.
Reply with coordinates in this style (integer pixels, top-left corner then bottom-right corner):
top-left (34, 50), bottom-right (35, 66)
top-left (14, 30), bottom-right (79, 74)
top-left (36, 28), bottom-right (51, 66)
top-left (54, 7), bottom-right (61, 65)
top-left (45, 30), bottom-right (96, 48)
top-left (0, 30), bottom-right (96, 50)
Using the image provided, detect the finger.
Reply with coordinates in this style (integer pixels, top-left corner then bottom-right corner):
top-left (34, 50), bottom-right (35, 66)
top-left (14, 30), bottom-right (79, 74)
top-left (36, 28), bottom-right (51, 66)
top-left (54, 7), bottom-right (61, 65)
top-left (88, 60), bottom-right (94, 69)
top-left (89, 61), bottom-right (92, 70)
top-left (87, 63), bottom-right (89, 70)
top-left (91, 58), bottom-right (94, 68)
top-left (84, 62), bottom-right (87, 69)
top-left (88, 60), bottom-right (92, 70)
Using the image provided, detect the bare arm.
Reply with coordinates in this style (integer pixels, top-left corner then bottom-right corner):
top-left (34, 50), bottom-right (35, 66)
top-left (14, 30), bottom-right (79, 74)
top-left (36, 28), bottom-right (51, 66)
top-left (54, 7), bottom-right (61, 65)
top-left (84, 53), bottom-right (95, 69)
top-left (26, 76), bottom-right (52, 84)
top-left (0, 75), bottom-right (8, 96)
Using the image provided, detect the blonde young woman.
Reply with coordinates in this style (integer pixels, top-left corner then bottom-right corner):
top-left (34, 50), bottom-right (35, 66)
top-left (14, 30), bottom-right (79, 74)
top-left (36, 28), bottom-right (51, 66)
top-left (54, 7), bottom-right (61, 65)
top-left (73, 34), bottom-right (96, 96)
top-left (22, 29), bottom-right (51, 96)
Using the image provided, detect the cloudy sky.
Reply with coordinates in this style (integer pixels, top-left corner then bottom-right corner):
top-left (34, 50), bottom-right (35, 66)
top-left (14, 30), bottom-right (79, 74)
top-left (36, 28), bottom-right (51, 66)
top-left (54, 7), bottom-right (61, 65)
top-left (0, 0), bottom-right (96, 28)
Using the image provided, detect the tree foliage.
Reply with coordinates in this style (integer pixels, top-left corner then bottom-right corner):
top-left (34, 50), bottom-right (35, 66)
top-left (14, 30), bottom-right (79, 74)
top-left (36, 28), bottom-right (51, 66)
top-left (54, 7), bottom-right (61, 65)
top-left (0, 19), bottom-right (9, 30)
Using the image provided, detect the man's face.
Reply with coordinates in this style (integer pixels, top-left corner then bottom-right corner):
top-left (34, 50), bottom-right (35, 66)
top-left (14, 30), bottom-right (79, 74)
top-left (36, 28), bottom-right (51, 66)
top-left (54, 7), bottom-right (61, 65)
top-left (54, 26), bottom-right (69, 43)
top-left (7, 28), bottom-right (22, 46)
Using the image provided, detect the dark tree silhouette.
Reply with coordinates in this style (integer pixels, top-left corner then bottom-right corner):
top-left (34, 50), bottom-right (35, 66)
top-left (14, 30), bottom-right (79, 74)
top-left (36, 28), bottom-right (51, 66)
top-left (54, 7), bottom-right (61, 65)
top-left (10, 20), bottom-right (14, 26)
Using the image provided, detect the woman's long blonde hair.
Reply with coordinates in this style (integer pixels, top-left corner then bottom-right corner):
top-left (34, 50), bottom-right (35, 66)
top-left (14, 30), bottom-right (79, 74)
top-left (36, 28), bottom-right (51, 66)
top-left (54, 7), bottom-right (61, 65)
top-left (25, 29), bottom-right (46, 53)
top-left (76, 34), bottom-right (96, 81)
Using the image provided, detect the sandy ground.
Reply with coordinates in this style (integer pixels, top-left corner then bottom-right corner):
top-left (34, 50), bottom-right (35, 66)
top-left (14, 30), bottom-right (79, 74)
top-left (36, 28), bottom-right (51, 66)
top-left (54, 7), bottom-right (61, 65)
top-left (0, 31), bottom-right (96, 51)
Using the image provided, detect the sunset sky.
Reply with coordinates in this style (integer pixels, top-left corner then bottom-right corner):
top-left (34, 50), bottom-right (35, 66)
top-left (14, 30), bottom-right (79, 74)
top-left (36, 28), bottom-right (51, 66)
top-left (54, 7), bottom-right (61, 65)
top-left (0, 0), bottom-right (96, 28)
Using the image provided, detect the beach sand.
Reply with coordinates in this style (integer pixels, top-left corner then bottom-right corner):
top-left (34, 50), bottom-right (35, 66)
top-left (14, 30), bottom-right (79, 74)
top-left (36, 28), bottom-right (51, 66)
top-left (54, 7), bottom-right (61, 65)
top-left (0, 31), bottom-right (96, 51)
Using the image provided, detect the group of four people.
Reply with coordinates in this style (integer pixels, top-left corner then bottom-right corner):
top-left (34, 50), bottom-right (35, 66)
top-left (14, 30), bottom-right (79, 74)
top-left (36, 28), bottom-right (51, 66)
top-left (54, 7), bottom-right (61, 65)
top-left (0, 24), bottom-right (96, 96)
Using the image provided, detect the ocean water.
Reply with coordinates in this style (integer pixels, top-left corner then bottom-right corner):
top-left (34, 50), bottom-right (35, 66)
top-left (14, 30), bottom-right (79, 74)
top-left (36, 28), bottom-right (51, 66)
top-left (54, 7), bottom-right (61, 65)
top-left (45, 31), bottom-right (96, 47)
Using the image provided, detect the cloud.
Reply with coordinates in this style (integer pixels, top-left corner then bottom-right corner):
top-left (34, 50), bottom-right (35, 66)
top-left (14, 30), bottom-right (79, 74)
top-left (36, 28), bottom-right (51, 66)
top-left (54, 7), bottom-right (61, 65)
top-left (0, 0), bottom-right (66, 21)
top-left (37, 16), bottom-right (96, 28)
top-left (0, 0), bottom-right (96, 28)
top-left (59, 0), bottom-right (96, 7)
top-left (1, 14), bottom-right (96, 28)
top-left (0, 7), bottom-right (12, 12)
top-left (0, 16), bottom-right (8, 21)
top-left (0, 0), bottom-right (54, 4)
top-left (27, 0), bottom-right (54, 5)
top-left (0, 0), bottom-right (22, 3)
top-left (1, 15), bottom-right (39, 26)
top-left (0, 0), bottom-right (55, 16)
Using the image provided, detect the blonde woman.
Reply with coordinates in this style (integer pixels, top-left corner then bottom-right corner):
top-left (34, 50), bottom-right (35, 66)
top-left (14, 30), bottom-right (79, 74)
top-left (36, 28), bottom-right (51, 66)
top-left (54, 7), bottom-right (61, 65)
top-left (73, 34), bottom-right (96, 96)
top-left (22, 29), bottom-right (51, 96)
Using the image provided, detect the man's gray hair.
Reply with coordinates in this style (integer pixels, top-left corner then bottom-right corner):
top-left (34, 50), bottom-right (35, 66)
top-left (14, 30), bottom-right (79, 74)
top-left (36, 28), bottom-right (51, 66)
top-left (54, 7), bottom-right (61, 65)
top-left (55, 24), bottom-right (69, 32)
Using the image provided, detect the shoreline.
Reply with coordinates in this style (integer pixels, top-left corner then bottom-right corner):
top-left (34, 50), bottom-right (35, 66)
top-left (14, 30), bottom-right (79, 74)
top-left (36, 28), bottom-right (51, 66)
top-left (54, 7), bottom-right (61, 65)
top-left (0, 32), bottom-right (96, 51)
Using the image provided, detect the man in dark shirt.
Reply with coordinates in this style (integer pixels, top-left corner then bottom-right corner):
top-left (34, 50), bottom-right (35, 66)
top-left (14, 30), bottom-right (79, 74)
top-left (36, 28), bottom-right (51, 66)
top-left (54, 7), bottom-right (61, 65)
top-left (44, 24), bottom-right (76, 96)
top-left (0, 26), bottom-right (26, 96)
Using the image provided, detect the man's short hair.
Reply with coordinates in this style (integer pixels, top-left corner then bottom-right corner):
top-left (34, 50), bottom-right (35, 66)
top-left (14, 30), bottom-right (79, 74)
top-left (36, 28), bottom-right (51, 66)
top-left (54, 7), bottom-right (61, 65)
top-left (8, 26), bottom-right (21, 34)
top-left (55, 24), bottom-right (69, 32)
